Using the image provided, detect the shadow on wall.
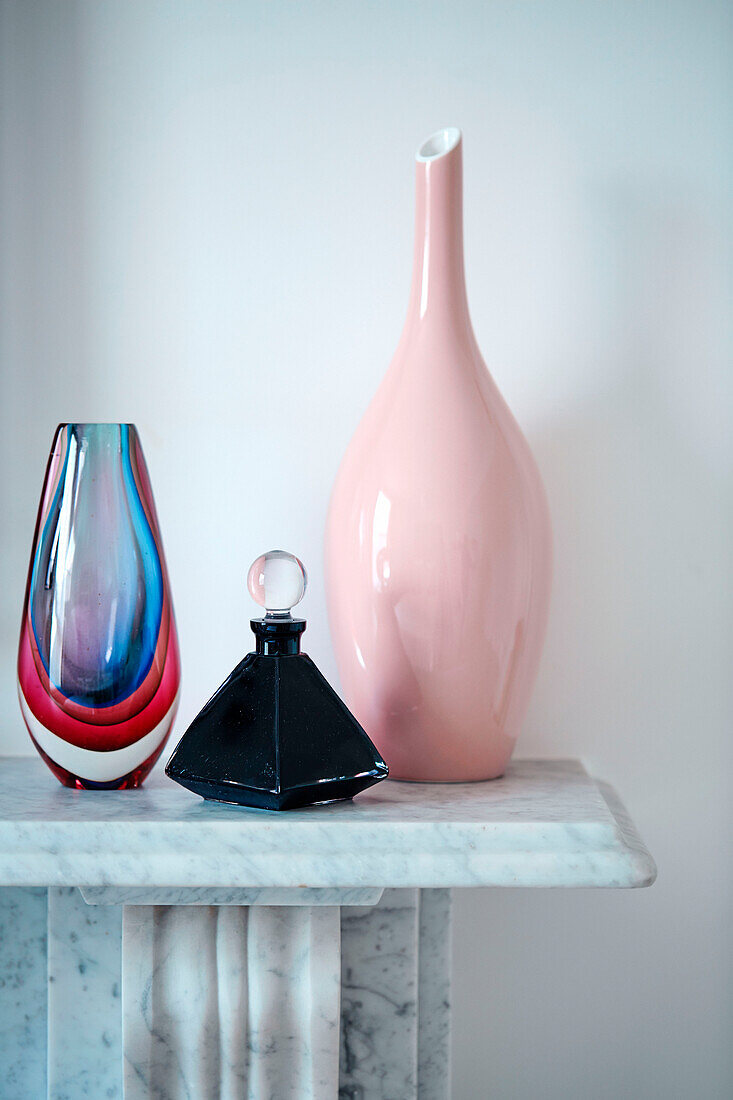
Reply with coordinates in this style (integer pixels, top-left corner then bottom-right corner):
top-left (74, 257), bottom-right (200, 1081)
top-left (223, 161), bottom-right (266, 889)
top-left (525, 181), bottom-right (730, 781)
top-left (453, 185), bottom-right (732, 1100)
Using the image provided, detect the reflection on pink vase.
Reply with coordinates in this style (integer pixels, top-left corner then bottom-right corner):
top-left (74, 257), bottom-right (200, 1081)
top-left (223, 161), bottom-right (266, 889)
top-left (325, 128), bottom-right (552, 781)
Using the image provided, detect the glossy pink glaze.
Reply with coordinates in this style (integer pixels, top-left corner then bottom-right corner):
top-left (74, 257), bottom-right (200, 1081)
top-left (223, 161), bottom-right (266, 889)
top-left (325, 129), bottom-right (552, 780)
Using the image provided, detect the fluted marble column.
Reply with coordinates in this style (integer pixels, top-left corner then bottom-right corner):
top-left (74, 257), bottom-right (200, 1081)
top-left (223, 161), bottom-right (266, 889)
top-left (122, 904), bottom-right (341, 1100)
top-left (117, 893), bottom-right (452, 1099)
top-left (35, 887), bottom-right (452, 1100)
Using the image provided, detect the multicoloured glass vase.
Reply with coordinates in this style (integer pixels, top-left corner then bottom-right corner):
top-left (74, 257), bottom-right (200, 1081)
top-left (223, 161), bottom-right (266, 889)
top-left (18, 423), bottom-right (180, 789)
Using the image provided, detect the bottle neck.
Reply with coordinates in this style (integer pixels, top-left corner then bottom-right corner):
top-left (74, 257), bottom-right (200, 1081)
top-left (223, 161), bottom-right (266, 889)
top-left (405, 132), bottom-right (470, 337)
top-left (251, 617), bottom-right (306, 656)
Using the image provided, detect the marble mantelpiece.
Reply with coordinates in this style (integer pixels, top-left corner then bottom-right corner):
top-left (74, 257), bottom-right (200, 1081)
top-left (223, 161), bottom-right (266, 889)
top-left (0, 757), bottom-right (654, 890)
top-left (0, 758), bottom-right (655, 1099)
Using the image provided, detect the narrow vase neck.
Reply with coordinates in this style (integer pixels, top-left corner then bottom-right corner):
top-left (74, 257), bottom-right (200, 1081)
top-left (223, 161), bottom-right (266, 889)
top-left (406, 129), bottom-right (470, 337)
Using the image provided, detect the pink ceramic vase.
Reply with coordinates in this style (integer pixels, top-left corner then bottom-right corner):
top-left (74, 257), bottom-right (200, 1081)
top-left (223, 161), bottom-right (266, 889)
top-left (325, 128), bottom-right (552, 781)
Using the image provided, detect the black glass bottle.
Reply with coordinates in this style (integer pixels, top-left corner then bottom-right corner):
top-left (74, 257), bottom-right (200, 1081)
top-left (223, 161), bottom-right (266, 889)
top-left (165, 551), bottom-right (388, 810)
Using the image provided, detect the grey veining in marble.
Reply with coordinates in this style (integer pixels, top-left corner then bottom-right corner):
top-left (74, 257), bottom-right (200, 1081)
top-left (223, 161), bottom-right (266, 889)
top-left (80, 886), bottom-right (383, 907)
top-left (417, 889), bottom-right (451, 1099)
top-left (0, 758), bottom-right (656, 889)
top-left (0, 886), bottom-right (47, 1100)
top-left (340, 889), bottom-right (419, 1099)
top-left (47, 886), bottom-right (122, 1099)
top-left (123, 904), bottom-right (341, 1100)
top-left (339, 888), bottom-right (451, 1100)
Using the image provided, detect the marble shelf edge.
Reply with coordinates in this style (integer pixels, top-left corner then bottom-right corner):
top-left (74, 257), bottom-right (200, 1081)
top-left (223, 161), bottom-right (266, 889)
top-left (0, 757), bottom-right (657, 891)
top-left (0, 817), bottom-right (657, 891)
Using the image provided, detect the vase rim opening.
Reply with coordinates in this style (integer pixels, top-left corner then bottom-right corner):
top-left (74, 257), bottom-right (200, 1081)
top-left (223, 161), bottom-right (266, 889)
top-left (416, 127), bottom-right (461, 163)
top-left (57, 422), bottom-right (137, 430)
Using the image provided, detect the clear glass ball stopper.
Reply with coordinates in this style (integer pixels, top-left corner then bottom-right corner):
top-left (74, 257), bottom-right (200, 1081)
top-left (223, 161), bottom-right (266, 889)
top-left (247, 550), bottom-right (307, 617)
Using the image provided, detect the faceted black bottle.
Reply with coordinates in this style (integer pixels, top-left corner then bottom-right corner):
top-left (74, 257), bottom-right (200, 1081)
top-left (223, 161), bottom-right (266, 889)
top-left (165, 551), bottom-right (388, 810)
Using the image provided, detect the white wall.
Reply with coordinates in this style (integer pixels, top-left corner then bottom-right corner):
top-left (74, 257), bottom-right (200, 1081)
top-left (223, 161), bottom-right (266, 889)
top-left (1, 2), bottom-right (730, 1096)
